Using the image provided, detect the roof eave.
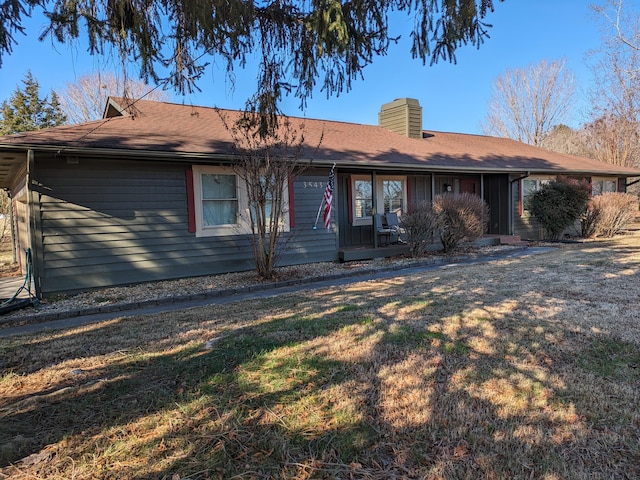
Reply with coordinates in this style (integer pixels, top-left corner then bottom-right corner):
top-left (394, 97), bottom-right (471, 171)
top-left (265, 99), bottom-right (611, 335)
top-left (3, 143), bottom-right (640, 177)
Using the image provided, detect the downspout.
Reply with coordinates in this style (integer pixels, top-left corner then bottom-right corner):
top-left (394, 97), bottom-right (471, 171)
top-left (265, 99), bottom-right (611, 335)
top-left (625, 177), bottom-right (640, 188)
top-left (510, 172), bottom-right (531, 184)
top-left (26, 150), bottom-right (42, 298)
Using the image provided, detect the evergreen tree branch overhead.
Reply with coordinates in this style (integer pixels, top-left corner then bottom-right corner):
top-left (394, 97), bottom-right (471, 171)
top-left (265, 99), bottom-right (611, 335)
top-left (1, 0), bottom-right (501, 134)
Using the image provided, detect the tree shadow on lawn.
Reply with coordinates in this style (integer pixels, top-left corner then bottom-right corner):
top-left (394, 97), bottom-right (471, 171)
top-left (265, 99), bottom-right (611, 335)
top-left (0, 299), bottom-right (380, 473)
top-left (1, 254), bottom-right (640, 478)
top-left (318, 265), bottom-right (640, 478)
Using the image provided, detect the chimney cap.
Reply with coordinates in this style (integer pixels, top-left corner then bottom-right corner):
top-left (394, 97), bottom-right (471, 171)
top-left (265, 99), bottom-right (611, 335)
top-left (381, 97), bottom-right (421, 108)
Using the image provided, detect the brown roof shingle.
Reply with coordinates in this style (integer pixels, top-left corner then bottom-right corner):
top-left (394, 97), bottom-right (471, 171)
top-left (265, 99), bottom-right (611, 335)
top-left (1, 97), bottom-right (640, 187)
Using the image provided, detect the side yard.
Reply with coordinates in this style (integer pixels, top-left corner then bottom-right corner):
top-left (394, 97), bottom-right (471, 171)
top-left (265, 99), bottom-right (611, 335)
top-left (0, 238), bottom-right (18, 278)
top-left (1, 233), bottom-right (639, 479)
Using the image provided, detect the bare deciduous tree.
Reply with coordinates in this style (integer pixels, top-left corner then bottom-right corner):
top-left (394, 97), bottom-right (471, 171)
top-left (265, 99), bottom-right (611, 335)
top-left (592, 0), bottom-right (640, 51)
top-left (540, 124), bottom-right (591, 157)
top-left (582, 114), bottom-right (640, 167)
top-left (218, 110), bottom-right (317, 279)
top-left (585, 0), bottom-right (640, 169)
top-left (58, 71), bottom-right (169, 123)
top-left (482, 58), bottom-right (576, 146)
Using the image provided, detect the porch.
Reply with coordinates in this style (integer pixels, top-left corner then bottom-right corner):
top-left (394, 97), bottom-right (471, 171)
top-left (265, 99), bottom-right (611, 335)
top-left (339, 244), bottom-right (410, 262)
top-left (338, 234), bottom-right (528, 262)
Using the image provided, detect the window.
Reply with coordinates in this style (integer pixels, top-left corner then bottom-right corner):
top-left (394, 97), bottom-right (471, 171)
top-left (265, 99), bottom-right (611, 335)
top-left (354, 178), bottom-right (373, 222)
top-left (521, 177), bottom-right (553, 213)
top-left (192, 166), bottom-right (289, 237)
top-left (249, 176), bottom-right (275, 225)
top-left (351, 175), bottom-right (406, 225)
top-left (591, 177), bottom-right (617, 196)
top-left (201, 173), bottom-right (238, 226)
top-left (382, 179), bottom-right (404, 214)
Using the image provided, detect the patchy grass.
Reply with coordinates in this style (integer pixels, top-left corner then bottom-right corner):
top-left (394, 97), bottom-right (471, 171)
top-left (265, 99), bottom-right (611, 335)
top-left (1, 235), bottom-right (640, 479)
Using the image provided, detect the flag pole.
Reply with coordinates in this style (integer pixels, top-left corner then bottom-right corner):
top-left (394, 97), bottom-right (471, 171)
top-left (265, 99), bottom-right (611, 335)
top-left (312, 197), bottom-right (324, 230)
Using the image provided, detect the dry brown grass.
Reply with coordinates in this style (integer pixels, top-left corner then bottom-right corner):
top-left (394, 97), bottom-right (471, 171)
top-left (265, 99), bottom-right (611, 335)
top-left (0, 239), bottom-right (18, 279)
top-left (1, 234), bottom-right (640, 479)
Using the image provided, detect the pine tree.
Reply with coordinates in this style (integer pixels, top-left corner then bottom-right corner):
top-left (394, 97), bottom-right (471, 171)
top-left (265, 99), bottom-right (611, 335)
top-left (1, 1), bottom-right (500, 136)
top-left (0, 71), bottom-right (67, 135)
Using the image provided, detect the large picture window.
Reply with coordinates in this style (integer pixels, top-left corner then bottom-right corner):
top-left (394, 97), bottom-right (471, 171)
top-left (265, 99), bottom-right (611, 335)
top-left (192, 166), bottom-right (290, 237)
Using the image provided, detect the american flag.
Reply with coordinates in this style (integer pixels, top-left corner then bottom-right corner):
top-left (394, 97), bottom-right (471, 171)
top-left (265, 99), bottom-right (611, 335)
top-left (323, 167), bottom-right (335, 229)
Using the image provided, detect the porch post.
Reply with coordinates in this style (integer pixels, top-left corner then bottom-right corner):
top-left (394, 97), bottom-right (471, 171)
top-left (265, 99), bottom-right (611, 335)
top-left (372, 171), bottom-right (378, 248)
top-left (431, 175), bottom-right (436, 201)
top-left (9, 192), bottom-right (16, 264)
top-left (26, 150), bottom-right (42, 298)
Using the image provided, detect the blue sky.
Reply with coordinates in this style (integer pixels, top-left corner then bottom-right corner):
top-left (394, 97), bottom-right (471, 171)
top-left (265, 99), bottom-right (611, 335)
top-left (0, 1), bottom-right (608, 134)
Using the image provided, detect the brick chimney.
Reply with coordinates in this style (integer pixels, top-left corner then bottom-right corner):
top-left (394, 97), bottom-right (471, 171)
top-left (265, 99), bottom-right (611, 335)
top-left (378, 98), bottom-right (423, 139)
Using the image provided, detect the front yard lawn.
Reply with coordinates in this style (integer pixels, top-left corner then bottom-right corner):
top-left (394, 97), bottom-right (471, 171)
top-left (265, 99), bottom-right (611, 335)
top-left (1, 234), bottom-right (640, 479)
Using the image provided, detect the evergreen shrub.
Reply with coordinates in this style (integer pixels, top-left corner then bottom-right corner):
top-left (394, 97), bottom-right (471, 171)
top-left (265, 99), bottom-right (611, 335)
top-left (529, 177), bottom-right (589, 240)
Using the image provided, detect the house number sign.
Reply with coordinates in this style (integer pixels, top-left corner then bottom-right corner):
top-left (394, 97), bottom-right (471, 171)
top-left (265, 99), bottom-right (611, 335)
top-left (302, 182), bottom-right (325, 189)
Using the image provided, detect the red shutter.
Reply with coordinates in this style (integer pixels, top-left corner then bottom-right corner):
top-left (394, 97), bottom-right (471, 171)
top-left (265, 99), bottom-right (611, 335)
top-left (186, 168), bottom-right (196, 233)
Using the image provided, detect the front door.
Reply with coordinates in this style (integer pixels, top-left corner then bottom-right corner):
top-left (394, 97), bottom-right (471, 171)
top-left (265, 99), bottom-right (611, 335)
top-left (461, 178), bottom-right (479, 195)
top-left (483, 174), bottom-right (510, 235)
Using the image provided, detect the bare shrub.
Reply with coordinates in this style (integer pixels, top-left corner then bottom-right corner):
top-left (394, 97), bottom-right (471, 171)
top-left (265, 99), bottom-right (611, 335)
top-left (400, 202), bottom-right (440, 257)
top-left (581, 202), bottom-right (602, 238)
top-left (589, 192), bottom-right (638, 237)
top-left (434, 193), bottom-right (489, 253)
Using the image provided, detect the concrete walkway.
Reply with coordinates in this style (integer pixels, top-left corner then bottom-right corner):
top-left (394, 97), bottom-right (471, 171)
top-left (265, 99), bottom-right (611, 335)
top-left (0, 246), bottom-right (555, 339)
top-left (0, 276), bottom-right (30, 300)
